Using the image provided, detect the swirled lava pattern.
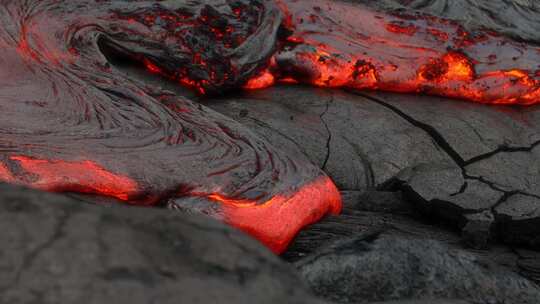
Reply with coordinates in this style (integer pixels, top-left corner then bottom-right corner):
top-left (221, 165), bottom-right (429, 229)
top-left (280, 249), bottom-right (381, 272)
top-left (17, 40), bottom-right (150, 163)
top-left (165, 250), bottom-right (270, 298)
top-left (1, 0), bottom-right (539, 253)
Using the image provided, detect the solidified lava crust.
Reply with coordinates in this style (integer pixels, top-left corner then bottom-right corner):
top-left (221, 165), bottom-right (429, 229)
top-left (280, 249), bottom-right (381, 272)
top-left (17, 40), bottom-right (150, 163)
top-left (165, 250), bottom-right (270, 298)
top-left (1, 0), bottom-right (539, 253)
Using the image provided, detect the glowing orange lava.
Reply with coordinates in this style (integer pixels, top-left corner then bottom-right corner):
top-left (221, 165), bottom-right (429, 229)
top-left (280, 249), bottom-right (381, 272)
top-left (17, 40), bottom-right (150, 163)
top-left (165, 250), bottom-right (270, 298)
top-left (241, 0), bottom-right (540, 105)
top-left (196, 175), bottom-right (342, 254)
top-left (8, 156), bottom-right (139, 201)
top-left (5, 0), bottom-right (540, 256)
top-left (243, 70), bottom-right (276, 90)
top-left (1, 154), bottom-right (342, 253)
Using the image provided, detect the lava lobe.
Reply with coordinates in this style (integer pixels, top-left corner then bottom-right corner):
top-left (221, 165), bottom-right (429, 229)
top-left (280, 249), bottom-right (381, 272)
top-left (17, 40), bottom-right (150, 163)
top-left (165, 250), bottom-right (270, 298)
top-left (1, 0), bottom-right (539, 253)
top-left (260, 0), bottom-right (540, 105)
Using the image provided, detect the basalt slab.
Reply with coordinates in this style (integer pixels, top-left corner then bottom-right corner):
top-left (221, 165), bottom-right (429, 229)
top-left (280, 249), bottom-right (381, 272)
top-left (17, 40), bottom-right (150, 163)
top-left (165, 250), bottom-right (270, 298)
top-left (376, 91), bottom-right (540, 249)
top-left (296, 233), bottom-right (540, 304)
top-left (0, 184), bottom-right (326, 304)
top-left (202, 84), bottom-right (540, 251)
top-left (204, 86), bottom-right (452, 191)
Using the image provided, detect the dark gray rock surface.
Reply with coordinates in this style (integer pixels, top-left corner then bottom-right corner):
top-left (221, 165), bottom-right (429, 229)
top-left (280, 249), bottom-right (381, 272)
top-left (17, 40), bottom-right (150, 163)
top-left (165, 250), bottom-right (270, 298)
top-left (201, 85), bottom-right (540, 303)
top-left (205, 87), bottom-right (452, 191)
top-left (0, 184), bottom-right (324, 304)
top-left (351, 0), bottom-right (540, 43)
top-left (296, 233), bottom-right (540, 304)
top-left (203, 86), bottom-right (540, 252)
top-left (118, 59), bottom-right (540, 304)
top-left (381, 90), bottom-right (540, 250)
top-left (285, 189), bottom-right (540, 299)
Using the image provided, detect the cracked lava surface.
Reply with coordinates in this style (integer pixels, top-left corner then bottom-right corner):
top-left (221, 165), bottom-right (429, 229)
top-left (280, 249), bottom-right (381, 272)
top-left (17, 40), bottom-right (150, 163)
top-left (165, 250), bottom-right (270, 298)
top-left (1, 0), bottom-right (540, 253)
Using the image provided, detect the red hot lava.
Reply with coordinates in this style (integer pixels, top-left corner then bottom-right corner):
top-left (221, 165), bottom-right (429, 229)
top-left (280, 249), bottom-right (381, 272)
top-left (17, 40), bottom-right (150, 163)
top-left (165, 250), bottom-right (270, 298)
top-left (0, 0), bottom-right (539, 253)
top-left (251, 0), bottom-right (540, 105)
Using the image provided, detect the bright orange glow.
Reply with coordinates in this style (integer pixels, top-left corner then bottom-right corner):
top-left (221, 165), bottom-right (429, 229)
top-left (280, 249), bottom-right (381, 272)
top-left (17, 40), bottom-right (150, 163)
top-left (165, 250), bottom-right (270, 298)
top-left (418, 52), bottom-right (474, 82)
top-left (243, 70), bottom-right (275, 90)
top-left (0, 155), bottom-right (342, 253)
top-left (205, 193), bottom-right (260, 208)
top-left (130, 0), bottom-right (540, 105)
top-left (8, 156), bottom-right (139, 201)
top-left (244, 0), bottom-right (540, 105)
top-left (195, 175), bottom-right (342, 254)
top-left (443, 52), bottom-right (474, 81)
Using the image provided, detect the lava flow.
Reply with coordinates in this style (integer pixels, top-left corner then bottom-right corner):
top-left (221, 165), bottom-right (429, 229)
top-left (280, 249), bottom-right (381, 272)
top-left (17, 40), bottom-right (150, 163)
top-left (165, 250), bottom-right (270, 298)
top-left (1, 0), bottom-right (539, 253)
top-left (261, 0), bottom-right (540, 105)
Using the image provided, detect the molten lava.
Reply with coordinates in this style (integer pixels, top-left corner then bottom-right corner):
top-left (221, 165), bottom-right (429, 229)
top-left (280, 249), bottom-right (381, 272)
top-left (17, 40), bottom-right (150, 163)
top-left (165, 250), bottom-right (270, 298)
top-left (1, 0), bottom-right (540, 253)
top-left (269, 0), bottom-right (540, 105)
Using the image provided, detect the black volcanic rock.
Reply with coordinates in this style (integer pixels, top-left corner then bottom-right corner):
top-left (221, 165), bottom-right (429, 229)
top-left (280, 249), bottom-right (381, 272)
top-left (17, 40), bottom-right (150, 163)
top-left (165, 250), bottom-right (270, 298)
top-left (204, 86), bottom-right (452, 191)
top-left (365, 92), bottom-right (540, 162)
top-left (0, 184), bottom-right (324, 304)
top-left (495, 194), bottom-right (540, 248)
top-left (366, 92), bottom-right (540, 250)
top-left (121, 54), bottom-right (540, 301)
top-left (202, 85), bottom-right (540, 251)
top-left (392, 162), bottom-right (502, 246)
top-left (296, 233), bottom-right (540, 304)
top-left (353, 0), bottom-right (540, 43)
